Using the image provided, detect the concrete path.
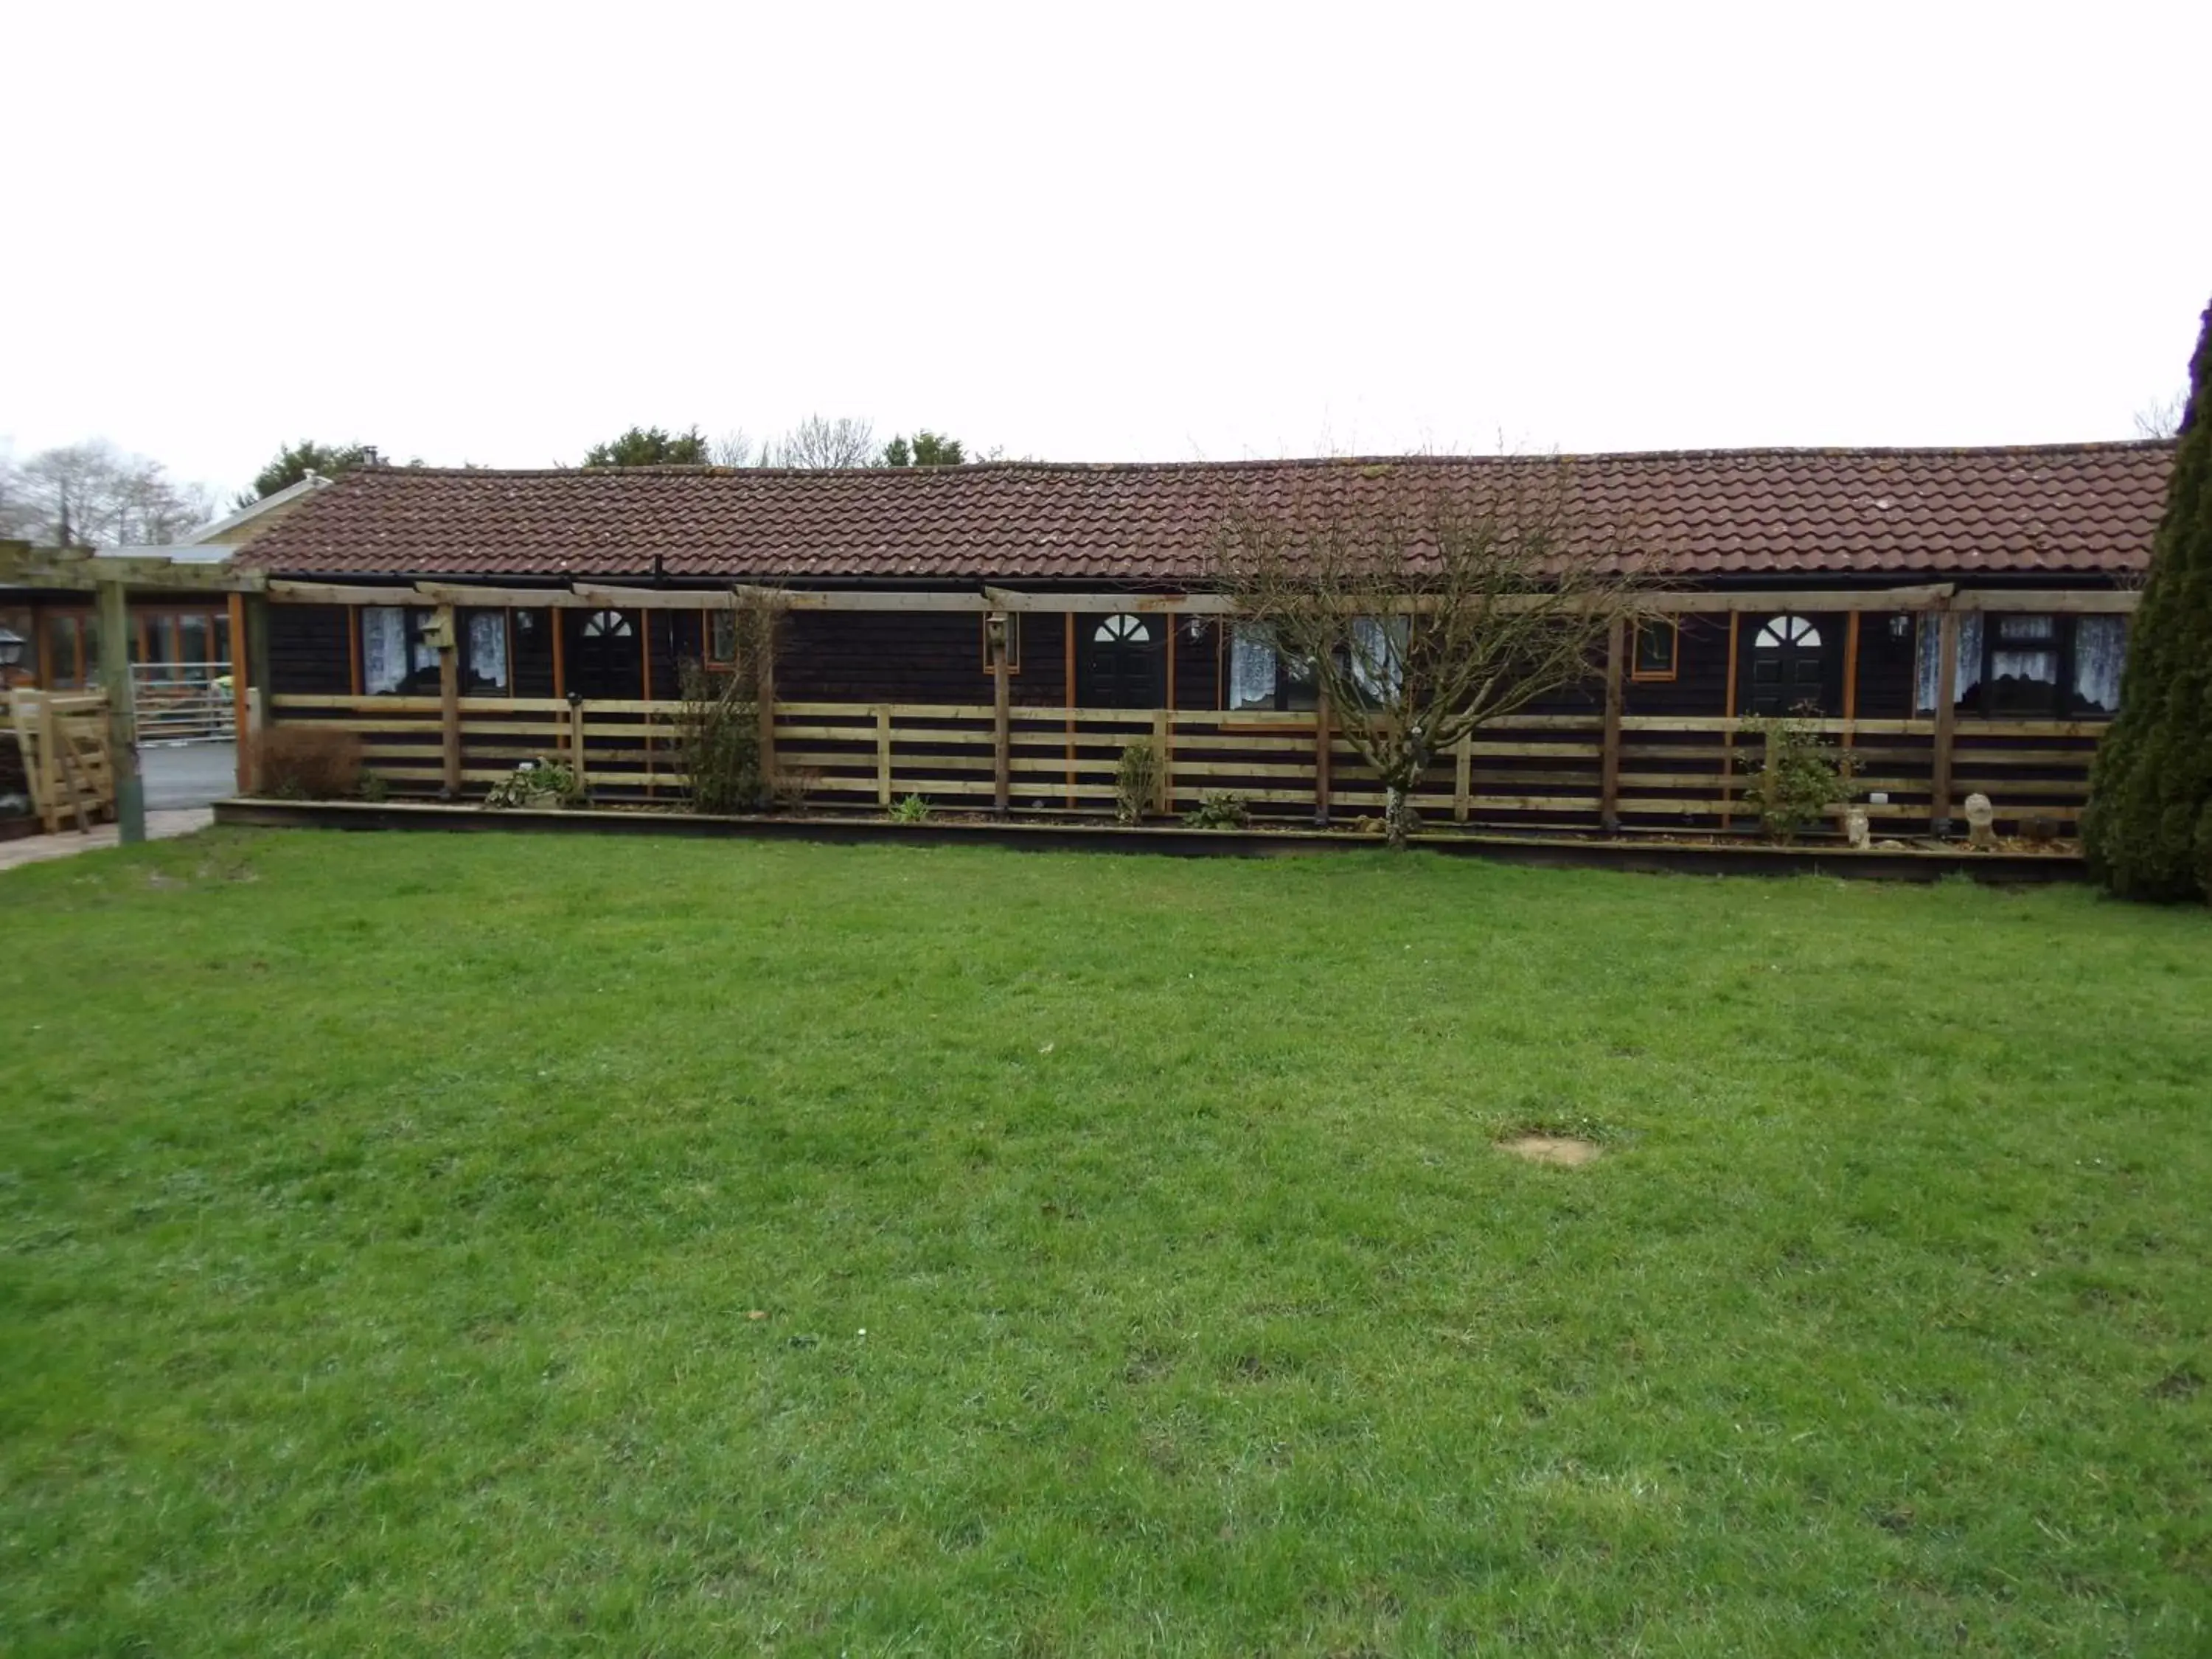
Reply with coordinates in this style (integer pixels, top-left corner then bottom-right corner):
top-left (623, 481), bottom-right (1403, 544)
top-left (143, 741), bottom-right (238, 810)
top-left (0, 808), bottom-right (215, 873)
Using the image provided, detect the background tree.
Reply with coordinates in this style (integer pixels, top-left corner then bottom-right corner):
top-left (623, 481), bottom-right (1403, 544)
top-left (0, 440), bottom-right (214, 546)
top-left (1214, 462), bottom-right (1648, 847)
top-left (582, 425), bottom-right (711, 467)
top-left (880, 430), bottom-right (967, 467)
top-left (2084, 299), bottom-right (2212, 901)
top-left (2135, 392), bottom-right (2187, 441)
top-left (765, 414), bottom-right (876, 468)
top-left (240, 439), bottom-right (372, 506)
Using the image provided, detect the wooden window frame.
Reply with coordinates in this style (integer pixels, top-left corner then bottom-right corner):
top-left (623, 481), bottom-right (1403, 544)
top-left (1631, 618), bottom-right (1679, 682)
top-left (981, 610), bottom-right (1021, 674)
top-left (703, 605), bottom-right (738, 672)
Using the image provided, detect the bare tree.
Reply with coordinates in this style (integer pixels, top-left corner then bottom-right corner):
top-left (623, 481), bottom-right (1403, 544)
top-left (710, 429), bottom-right (755, 467)
top-left (1214, 461), bottom-right (1651, 847)
top-left (767, 414), bottom-right (877, 469)
top-left (2135, 392), bottom-right (2187, 440)
top-left (7, 440), bottom-right (213, 546)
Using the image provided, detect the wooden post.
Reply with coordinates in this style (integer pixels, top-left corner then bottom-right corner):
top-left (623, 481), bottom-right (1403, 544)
top-left (436, 603), bottom-right (462, 797)
top-left (990, 611), bottom-right (1012, 814)
top-left (1930, 608), bottom-right (1959, 832)
top-left (640, 614), bottom-right (655, 799)
top-left (1453, 731), bottom-right (1472, 824)
top-left (568, 695), bottom-right (589, 795)
top-left (551, 610), bottom-right (566, 700)
top-left (96, 577), bottom-right (143, 843)
top-left (1064, 611), bottom-right (1077, 810)
top-left (1719, 615), bottom-right (1740, 830)
top-left (244, 595), bottom-right (271, 796)
top-left (1151, 708), bottom-right (1171, 813)
top-left (1841, 612), bottom-right (1862, 749)
top-left (753, 621), bottom-right (776, 795)
top-left (1161, 607), bottom-right (1177, 813)
top-left (1599, 616), bottom-right (1626, 834)
top-left (229, 590), bottom-right (250, 795)
top-left (875, 706), bottom-right (893, 807)
top-left (1313, 686), bottom-right (1332, 826)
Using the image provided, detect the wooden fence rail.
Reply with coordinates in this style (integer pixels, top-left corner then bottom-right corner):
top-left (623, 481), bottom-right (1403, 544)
top-left (263, 695), bottom-right (2103, 835)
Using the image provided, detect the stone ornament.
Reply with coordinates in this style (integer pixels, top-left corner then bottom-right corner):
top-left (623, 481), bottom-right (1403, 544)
top-left (1964, 792), bottom-right (1997, 850)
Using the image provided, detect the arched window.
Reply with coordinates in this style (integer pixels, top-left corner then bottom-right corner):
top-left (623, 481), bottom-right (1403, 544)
top-left (1094, 613), bottom-right (1152, 644)
top-left (582, 610), bottom-right (633, 639)
top-left (1753, 615), bottom-right (1820, 650)
top-left (1745, 613), bottom-right (1829, 715)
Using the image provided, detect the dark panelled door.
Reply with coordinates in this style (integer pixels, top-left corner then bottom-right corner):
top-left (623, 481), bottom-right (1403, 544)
top-left (568, 608), bottom-right (641, 698)
top-left (1744, 614), bottom-right (1828, 715)
top-left (1078, 613), bottom-right (1165, 709)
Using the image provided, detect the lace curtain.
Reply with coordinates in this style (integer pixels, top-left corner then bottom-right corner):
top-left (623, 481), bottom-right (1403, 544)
top-left (362, 606), bottom-right (408, 694)
top-left (2073, 615), bottom-right (2127, 714)
top-left (1228, 625), bottom-right (1278, 709)
top-left (1349, 616), bottom-right (1408, 701)
top-left (467, 612), bottom-right (507, 689)
top-left (1913, 613), bottom-right (1984, 714)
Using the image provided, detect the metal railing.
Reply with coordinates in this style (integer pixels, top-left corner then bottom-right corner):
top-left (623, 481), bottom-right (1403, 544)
top-left (132, 663), bottom-right (235, 743)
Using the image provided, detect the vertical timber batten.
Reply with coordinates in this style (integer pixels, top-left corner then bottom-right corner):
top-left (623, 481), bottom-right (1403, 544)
top-left (436, 602), bottom-right (462, 796)
top-left (96, 577), bottom-right (142, 843)
top-left (1453, 732), bottom-right (1472, 824)
top-left (990, 611), bottom-right (1012, 813)
top-left (1841, 612), bottom-right (1862, 748)
top-left (1930, 608), bottom-right (1960, 831)
top-left (229, 591), bottom-right (250, 795)
top-left (1599, 616), bottom-right (1626, 832)
top-left (245, 594), bottom-right (271, 796)
top-left (1313, 686), bottom-right (1332, 826)
top-left (1719, 615), bottom-right (1740, 830)
top-left (1063, 611), bottom-right (1077, 809)
top-left (875, 706), bottom-right (893, 807)
top-left (754, 628), bottom-right (776, 793)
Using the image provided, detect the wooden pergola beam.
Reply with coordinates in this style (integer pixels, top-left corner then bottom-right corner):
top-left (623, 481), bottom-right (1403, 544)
top-left (0, 554), bottom-right (265, 594)
top-left (260, 577), bottom-right (2145, 617)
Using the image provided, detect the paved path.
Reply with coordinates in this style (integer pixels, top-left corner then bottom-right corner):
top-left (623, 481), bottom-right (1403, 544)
top-left (0, 808), bottom-right (215, 873)
top-left (144, 742), bottom-right (237, 810)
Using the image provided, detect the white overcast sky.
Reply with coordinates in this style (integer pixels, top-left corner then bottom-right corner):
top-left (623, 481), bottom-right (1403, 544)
top-left (5, 1), bottom-right (2207, 502)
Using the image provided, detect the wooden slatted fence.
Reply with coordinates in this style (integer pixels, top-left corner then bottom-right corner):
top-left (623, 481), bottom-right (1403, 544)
top-left (265, 695), bottom-right (2103, 835)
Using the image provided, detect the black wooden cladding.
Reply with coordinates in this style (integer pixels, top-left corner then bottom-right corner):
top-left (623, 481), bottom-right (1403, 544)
top-left (268, 605), bottom-right (350, 695)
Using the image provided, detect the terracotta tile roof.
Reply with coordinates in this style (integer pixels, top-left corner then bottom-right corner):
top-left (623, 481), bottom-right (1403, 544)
top-left (239, 443), bottom-right (2174, 585)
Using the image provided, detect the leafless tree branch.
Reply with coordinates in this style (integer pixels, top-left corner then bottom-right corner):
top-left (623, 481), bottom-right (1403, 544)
top-left (1213, 459), bottom-right (1657, 844)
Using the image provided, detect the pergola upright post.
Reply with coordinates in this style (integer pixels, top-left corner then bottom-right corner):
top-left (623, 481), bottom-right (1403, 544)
top-left (96, 574), bottom-right (143, 844)
top-left (435, 603), bottom-right (462, 798)
top-left (229, 591), bottom-right (250, 795)
top-left (988, 611), bottom-right (1012, 815)
top-left (1930, 607), bottom-right (1960, 834)
top-left (1599, 616), bottom-right (1626, 833)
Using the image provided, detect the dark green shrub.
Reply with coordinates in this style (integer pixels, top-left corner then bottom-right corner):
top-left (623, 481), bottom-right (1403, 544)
top-left (1183, 790), bottom-right (1251, 830)
top-left (1750, 710), bottom-right (1857, 843)
top-left (2084, 299), bottom-right (2212, 901)
top-left (669, 661), bottom-right (764, 815)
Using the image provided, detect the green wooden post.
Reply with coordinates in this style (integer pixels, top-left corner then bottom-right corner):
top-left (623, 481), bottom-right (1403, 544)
top-left (96, 575), bottom-right (144, 844)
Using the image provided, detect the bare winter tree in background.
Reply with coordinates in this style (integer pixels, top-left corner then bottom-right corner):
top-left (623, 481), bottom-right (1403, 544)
top-left (2134, 392), bottom-right (2187, 441)
top-left (0, 440), bottom-right (214, 546)
top-left (767, 414), bottom-right (877, 468)
top-left (1214, 461), bottom-right (1652, 847)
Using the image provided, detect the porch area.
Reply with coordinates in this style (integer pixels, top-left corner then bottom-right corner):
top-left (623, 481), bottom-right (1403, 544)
top-left (251, 577), bottom-right (2131, 838)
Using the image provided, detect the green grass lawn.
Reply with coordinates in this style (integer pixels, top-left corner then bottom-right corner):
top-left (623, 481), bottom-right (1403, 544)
top-left (3, 831), bottom-right (2208, 1655)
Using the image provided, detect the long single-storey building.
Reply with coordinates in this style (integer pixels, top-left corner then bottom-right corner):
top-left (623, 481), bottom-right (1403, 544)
top-left (220, 442), bottom-right (2171, 834)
